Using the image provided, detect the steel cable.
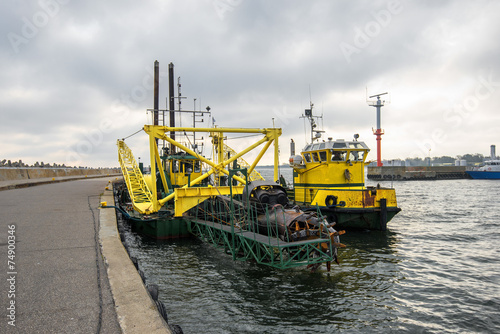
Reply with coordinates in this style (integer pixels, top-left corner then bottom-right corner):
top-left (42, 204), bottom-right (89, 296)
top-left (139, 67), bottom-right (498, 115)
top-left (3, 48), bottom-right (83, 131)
top-left (121, 128), bottom-right (144, 141)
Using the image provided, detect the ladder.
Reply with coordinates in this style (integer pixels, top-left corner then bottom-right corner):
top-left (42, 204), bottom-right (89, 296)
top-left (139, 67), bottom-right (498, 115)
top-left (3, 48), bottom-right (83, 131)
top-left (117, 140), bottom-right (155, 214)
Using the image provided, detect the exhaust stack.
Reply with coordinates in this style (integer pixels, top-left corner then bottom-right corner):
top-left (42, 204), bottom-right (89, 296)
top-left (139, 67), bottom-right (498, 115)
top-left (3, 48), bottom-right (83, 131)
top-left (168, 62), bottom-right (175, 152)
top-left (153, 60), bottom-right (159, 126)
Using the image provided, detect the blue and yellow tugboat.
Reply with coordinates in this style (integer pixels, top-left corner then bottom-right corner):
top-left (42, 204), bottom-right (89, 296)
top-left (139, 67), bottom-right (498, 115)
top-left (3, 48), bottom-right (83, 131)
top-left (286, 103), bottom-right (401, 230)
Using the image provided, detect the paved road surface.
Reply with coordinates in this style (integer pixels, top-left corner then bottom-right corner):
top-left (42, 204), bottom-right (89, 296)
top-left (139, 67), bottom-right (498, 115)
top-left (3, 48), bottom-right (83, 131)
top-left (0, 178), bottom-right (120, 333)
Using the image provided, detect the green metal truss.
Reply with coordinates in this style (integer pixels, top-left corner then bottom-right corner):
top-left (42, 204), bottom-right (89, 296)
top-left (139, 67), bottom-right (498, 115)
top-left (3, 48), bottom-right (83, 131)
top-left (185, 168), bottom-right (336, 270)
top-left (186, 216), bottom-right (335, 270)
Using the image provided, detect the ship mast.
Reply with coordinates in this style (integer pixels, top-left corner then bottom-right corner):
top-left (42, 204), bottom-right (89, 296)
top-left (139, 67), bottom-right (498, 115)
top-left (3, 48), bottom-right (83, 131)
top-left (300, 101), bottom-right (324, 144)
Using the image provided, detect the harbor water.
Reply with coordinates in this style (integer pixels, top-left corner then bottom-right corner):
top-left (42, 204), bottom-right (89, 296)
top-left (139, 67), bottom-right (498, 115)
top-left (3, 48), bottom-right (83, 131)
top-left (123, 166), bottom-right (500, 333)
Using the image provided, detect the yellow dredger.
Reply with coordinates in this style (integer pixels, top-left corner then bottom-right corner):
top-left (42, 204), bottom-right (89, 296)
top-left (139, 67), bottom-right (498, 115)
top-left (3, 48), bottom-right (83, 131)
top-left (115, 123), bottom-right (345, 271)
top-left (285, 103), bottom-right (400, 230)
top-left (112, 61), bottom-right (348, 271)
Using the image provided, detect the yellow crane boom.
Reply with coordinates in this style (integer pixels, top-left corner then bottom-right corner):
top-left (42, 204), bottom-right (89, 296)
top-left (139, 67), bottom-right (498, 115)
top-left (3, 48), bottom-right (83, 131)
top-left (117, 140), bottom-right (155, 214)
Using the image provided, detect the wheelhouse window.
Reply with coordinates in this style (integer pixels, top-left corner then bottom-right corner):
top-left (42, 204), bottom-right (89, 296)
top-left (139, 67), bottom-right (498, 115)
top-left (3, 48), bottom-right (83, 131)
top-left (331, 150), bottom-right (346, 161)
top-left (312, 152), bottom-right (320, 162)
top-left (182, 161), bottom-right (193, 174)
top-left (319, 151), bottom-right (327, 162)
top-left (171, 160), bottom-right (179, 173)
top-left (303, 153), bottom-right (311, 163)
top-left (349, 150), bottom-right (365, 161)
top-left (349, 142), bottom-right (363, 149)
top-left (333, 142), bottom-right (348, 149)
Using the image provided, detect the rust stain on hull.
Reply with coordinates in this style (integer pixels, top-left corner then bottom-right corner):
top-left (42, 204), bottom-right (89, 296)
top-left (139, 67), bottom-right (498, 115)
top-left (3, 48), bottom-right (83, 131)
top-left (362, 190), bottom-right (375, 207)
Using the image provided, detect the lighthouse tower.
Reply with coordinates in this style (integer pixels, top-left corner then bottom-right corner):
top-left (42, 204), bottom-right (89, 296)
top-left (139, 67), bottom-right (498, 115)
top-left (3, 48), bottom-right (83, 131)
top-left (368, 92), bottom-right (388, 167)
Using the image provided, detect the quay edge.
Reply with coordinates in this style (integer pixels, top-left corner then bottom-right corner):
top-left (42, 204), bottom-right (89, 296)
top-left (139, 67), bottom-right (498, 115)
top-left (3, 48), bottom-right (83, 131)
top-left (100, 185), bottom-right (173, 334)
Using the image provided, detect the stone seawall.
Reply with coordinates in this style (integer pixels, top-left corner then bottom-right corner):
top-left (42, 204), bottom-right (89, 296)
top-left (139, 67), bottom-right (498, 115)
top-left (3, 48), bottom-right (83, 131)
top-left (0, 167), bottom-right (121, 182)
top-left (367, 166), bottom-right (471, 180)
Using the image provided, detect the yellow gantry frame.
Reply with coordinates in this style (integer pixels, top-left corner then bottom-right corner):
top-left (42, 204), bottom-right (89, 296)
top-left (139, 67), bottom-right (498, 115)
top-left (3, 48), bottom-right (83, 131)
top-left (222, 143), bottom-right (265, 182)
top-left (143, 125), bottom-right (281, 214)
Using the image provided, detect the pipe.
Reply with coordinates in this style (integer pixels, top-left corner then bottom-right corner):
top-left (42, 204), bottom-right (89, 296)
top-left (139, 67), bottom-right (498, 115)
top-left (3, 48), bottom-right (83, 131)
top-left (168, 62), bottom-right (175, 152)
top-left (153, 60), bottom-right (159, 126)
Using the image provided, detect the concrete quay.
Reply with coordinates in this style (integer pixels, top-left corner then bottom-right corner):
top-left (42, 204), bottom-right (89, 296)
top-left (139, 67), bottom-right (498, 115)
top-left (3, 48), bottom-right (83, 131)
top-left (0, 167), bottom-right (121, 182)
top-left (0, 167), bottom-right (121, 191)
top-left (0, 176), bottom-right (171, 333)
top-left (0, 174), bottom-right (122, 192)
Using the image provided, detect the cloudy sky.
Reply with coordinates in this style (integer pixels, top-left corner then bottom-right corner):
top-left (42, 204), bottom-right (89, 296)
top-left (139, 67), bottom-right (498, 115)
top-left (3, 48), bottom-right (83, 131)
top-left (2, 0), bottom-right (500, 167)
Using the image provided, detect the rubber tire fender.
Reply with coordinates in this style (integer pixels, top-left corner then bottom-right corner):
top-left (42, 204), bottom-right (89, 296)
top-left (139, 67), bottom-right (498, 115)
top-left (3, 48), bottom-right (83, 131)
top-left (155, 300), bottom-right (168, 323)
top-left (325, 195), bottom-right (337, 208)
top-left (147, 284), bottom-right (159, 301)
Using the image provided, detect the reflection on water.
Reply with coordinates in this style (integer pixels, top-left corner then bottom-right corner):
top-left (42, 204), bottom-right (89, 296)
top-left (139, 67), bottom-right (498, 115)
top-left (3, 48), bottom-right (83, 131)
top-left (126, 231), bottom-right (401, 333)
top-left (123, 168), bottom-right (500, 333)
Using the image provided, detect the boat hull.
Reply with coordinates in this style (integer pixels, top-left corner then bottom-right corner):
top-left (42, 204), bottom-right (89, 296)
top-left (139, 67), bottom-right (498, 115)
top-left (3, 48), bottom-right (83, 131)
top-left (319, 206), bottom-right (401, 230)
top-left (127, 215), bottom-right (191, 239)
top-left (290, 186), bottom-right (400, 230)
top-left (466, 171), bottom-right (500, 179)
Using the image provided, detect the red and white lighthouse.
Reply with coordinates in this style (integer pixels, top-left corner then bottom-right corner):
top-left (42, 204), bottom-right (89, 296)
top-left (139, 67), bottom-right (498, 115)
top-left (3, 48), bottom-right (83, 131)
top-left (368, 92), bottom-right (388, 167)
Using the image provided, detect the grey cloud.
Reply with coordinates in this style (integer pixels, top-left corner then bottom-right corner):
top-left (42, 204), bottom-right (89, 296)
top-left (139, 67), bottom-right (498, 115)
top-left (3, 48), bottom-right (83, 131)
top-left (1, 0), bottom-right (499, 166)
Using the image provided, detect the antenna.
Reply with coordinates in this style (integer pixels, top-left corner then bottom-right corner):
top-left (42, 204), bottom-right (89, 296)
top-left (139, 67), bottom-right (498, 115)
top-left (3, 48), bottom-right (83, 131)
top-left (300, 98), bottom-right (324, 144)
top-left (369, 92), bottom-right (388, 99)
top-left (308, 85), bottom-right (312, 107)
top-left (176, 76), bottom-right (187, 111)
top-left (321, 102), bottom-right (324, 130)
